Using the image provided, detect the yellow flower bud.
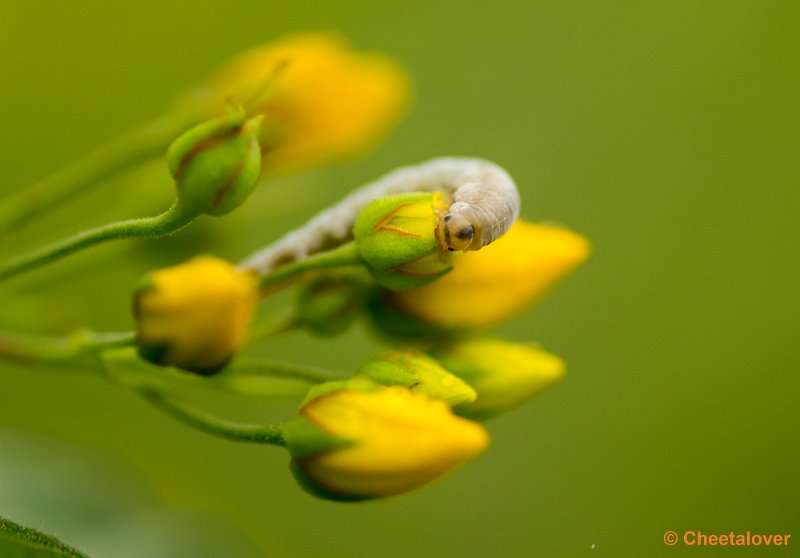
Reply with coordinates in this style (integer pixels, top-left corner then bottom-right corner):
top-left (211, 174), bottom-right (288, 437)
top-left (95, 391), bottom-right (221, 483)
top-left (285, 383), bottom-right (488, 500)
top-left (356, 350), bottom-right (476, 406)
top-left (434, 338), bottom-right (565, 421)
top-left (382, 221), bottom-right (590, 330)
top-left (182, 32), bottom-right (411, 172)
top-left (132, 256), bottom-right (259, 374)
top-left (353, 192), bottom-right (453, 291)
top-left (167, 111), bottom-right (263, 216)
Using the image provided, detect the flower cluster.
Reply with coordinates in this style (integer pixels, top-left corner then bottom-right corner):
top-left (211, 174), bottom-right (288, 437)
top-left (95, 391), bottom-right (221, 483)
top-left (0, 31), bottom-right (588, 504)
top-left (131, 198), bottom-right (588, 499)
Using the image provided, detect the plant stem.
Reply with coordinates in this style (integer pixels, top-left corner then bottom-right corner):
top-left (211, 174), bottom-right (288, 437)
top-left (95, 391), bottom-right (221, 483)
top-left (258, 241), bottom-right (362, 291)
top-left (80, 331), bottom-right (137, 351)
top-left (226, 358), bottom-right (342, 384)
top-left (0, 329), bottom-right (135, 362)
top-left (0, 201), bottom-right (197, 283)
top-left (0, 118), bottom-right (178, 237)
top-left (138, 388), bottom-right (286, 446)
top-left (0, 326), bottom-right (330, 398)
top-left (248, 311), bottom-right (299, 343)
top-left (0, 331), bottom-right (73, 362)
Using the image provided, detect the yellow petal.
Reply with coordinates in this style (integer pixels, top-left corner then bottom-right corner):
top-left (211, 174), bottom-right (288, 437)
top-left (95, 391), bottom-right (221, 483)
top-left (389, 221), bottom-right (590, 329)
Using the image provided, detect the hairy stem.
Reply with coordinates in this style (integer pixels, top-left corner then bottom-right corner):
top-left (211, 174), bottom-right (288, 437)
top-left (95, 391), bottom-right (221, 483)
top-left (259, 241), bottom-right (362, 291)
top-left (0, 201), bottom-right (197, 283)
top-left (138, 388), bottom-right (286, 446)
top-left (228, 358), bottom-right (343, 384)
top-left (0, 329), bottom-right (135, 362)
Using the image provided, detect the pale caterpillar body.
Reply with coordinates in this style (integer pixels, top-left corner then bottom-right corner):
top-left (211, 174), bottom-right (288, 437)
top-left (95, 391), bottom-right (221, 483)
top-left (239, 157), bottom-right (520, 275)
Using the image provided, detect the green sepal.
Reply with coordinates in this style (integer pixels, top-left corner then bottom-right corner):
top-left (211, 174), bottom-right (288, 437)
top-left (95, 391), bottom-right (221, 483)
top-left (131, 274), bottom-right (160, 364)
top-left (167, 109), bottom-right (242, 174)
top-left (297, 377), bottom-right (379, 408)
top-left (356, 359), bottom-right (418, 388)
top-left (283, 415), bottom-right (354, 461)
top-left (136, 342), bottom-right (169, 367)
top-left (288, 461), bottom-right (371, 502)
top-left (131, 274), bottom-right (156, 298)
top-left (352, 192), bottom-right (430, 240)
top-left (366, 264), bottom-right (451, 292)
top-left (356, 350), bottom-right (476, 406)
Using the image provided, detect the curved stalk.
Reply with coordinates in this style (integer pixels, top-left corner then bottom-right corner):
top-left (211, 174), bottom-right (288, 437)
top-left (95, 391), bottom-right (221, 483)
top-left (138, 388), bottom-right (286, 446)
top-left (0, 201), bottom-right (197, 283)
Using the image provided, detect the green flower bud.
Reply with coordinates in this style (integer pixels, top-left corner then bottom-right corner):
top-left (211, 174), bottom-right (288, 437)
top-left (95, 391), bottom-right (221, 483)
top-left (296, 272), bottom-right (370, 337)
top-left (353, 192), bottom-right (453, 291)
top-left (167, 110), bottom-right (263, 216)
top-left (356, 350), bottom-right (476, 406)
top-left (433, 338), bottom-right (566, 421)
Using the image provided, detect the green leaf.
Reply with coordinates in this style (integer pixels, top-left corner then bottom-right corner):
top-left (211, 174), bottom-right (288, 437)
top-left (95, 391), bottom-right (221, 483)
top-left (0, 429), bottom-right (267, 558)
top-left (0, 516), bottom-right (89, 558)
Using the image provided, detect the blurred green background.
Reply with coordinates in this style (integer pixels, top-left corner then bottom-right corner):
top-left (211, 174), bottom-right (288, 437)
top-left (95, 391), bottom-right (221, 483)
top-left (0, 1), bottom-right (798, 556)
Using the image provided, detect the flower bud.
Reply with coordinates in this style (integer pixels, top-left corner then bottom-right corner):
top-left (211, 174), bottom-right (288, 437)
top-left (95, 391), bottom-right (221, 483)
top-left (179, 32), bottom-right (411, 173)
top-left (132, 256), bottom-right (259, 374)
top-left (167, 111), bottom-right (263, 216)
top-left (296, 272), bottom-right (370, 337)
top-left (356, 350), bottom-right (476, 406)
top-left (433, 338), bottom-right (565, 421)
top-left (375, 221), bottom-right (590, 332)
top-left (353, 192), bottom-right (453, 291)
top-left (284, 381), bottom-right (488, 501)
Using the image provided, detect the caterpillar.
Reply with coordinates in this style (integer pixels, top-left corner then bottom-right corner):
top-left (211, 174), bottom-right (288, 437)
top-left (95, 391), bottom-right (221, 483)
top-left (239, 157), bottom-right (521, 275)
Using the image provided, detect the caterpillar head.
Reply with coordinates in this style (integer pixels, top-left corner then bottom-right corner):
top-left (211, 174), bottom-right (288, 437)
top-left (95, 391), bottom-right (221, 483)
top-left (438, 213), bottom-right (475, 251)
